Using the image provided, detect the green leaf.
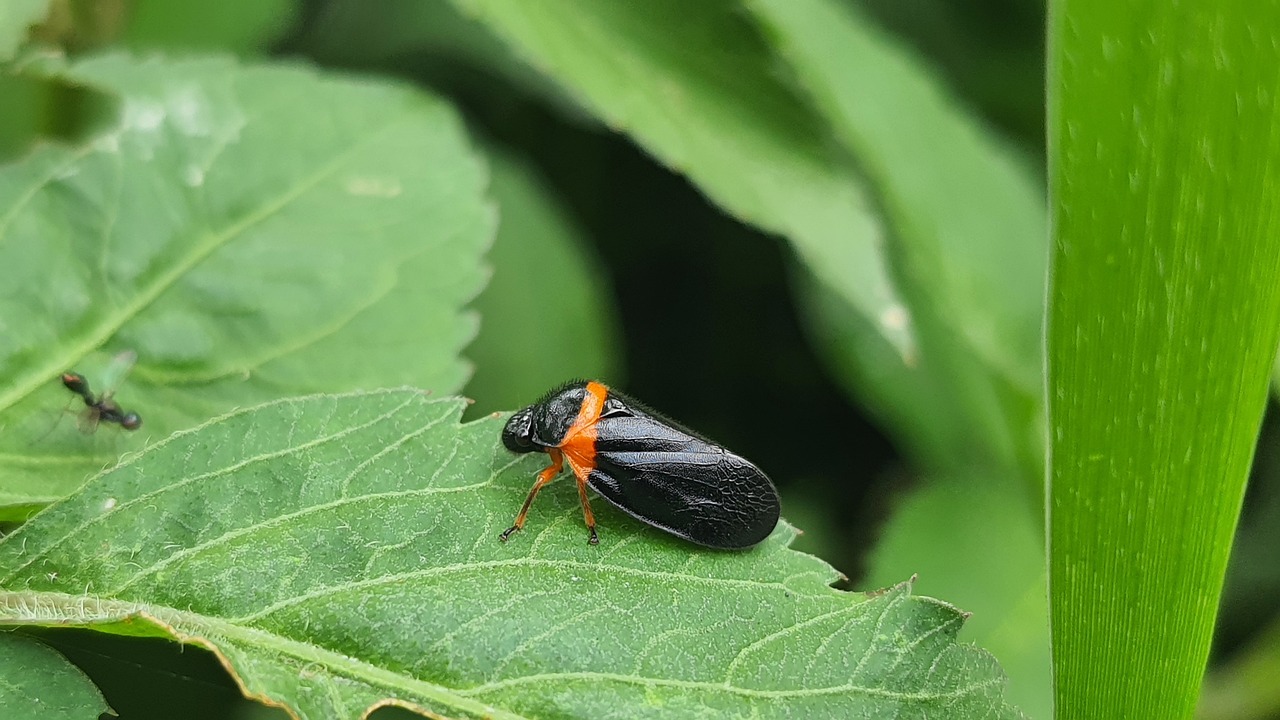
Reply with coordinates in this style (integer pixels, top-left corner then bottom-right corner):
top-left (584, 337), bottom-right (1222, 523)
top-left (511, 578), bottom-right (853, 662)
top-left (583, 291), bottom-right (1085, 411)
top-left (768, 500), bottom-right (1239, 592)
top-left (762, 3), bottom-right (1051, 707)
top-left (465, 146), bottom-right (620, 417)
top-left (301, 0), bottom-right (583, 120)
top-left (749, 0), bottom-right (1046, 483)
top-left (0, 73), bottom-right (48, 162)
top-left (800, 279), bottom-right (1011, 472)
top-left (0, 0), bottom-right (47, 60)
top-left (0, 390), bottom-right (1023, 720)
top-left (865, 474), bottom-right (1050, 720)
top-left (1047, 2), bottom-right (1280, 719)
top-left (119, 0), bottom-right (297, 55)
top-left (0, 632), bottom-right (110, 719)
top-left (0, 53), bottom-right (492, 517)
top-left (445, 0), bottom-right (914, 358)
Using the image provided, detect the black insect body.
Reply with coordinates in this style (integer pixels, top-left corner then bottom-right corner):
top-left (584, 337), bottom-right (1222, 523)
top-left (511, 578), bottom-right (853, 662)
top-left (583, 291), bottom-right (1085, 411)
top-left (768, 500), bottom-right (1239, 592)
top-left (60, 372), bottom-right (142, 433)
top-left (500, 380), bottom-right (780, 549)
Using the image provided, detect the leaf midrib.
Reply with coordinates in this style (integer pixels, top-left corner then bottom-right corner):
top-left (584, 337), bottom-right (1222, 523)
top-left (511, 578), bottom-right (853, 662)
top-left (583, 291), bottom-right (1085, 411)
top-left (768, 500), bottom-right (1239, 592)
top-left (0, 590), bottom-right (523, 720)
top-left (0, 589), bottom-right (998, 708)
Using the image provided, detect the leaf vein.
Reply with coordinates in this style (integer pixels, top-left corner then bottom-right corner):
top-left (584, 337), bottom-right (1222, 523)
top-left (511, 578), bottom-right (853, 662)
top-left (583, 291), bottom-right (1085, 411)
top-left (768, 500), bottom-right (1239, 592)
top-left (458, 669), bottom-right (1004, 702)
top-left (723, 604), bottom-right (864, 685)
top-left (229, 559), bottom-right (795, 624)
top-left (0, 394), bottom-right (420, 585)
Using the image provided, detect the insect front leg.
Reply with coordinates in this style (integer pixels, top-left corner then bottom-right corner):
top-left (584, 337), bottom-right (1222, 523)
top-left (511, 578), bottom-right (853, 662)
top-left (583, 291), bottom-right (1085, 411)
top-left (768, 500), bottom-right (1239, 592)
top-left (500, 449), bottom-right (563, 542)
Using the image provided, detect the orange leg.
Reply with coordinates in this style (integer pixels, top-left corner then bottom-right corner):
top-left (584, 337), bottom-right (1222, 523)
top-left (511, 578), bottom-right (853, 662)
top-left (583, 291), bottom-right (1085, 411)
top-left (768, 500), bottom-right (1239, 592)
top-left (573, 469), bottom-right (599, 545)
top-left (500, 450), bottom-right (563, 541)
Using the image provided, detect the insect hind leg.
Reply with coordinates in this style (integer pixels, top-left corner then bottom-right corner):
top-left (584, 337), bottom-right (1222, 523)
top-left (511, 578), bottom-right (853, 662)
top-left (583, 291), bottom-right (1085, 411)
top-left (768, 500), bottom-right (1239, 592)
top-left (571, 467), bottom-right (598, 545)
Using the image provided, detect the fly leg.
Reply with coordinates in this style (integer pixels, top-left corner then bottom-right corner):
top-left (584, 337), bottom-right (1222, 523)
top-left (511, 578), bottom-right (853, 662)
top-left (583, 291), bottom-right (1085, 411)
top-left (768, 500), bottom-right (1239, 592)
top-left (500, 450), bottom-right (563, 541)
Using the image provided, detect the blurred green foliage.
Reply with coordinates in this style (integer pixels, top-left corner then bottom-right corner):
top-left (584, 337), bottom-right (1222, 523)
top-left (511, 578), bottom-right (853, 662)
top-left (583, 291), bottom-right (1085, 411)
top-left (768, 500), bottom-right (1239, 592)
top-left (1, 0), bottom-right (1277, 719)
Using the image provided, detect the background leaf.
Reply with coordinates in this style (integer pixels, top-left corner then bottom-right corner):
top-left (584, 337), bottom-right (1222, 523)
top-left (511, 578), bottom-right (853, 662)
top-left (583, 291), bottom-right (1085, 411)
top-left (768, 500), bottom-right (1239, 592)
top-left (118, 0), bottom-right (297, 55)
top-left (0, 390), bottom-right (1023, 720)
top-left (445, 0), bottom-right (914, 358)
top-left (0, 631), bottom-right (110, 719)
top-left (1047, 1), bottom-right (1280, 718)
top-left (0, 0), bottom-right (47, 60)
top-left (0, 73), bottom-right (48, 162)
top-left (301, 0), bottom-right (585, 122)
top-left (746, 0), bottom-right (1051, 712)
top-left (0, 0), bottom-right (52, 163)
top-left (0, 53), bottom-right (492, 516)
top-left (745, 0), bottom-right (1045, 484)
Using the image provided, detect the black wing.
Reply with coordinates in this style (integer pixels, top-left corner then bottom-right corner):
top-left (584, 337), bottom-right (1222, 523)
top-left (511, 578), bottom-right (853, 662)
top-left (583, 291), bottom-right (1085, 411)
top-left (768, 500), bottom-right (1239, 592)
top-left (587, 413), bottom-right (780, 549)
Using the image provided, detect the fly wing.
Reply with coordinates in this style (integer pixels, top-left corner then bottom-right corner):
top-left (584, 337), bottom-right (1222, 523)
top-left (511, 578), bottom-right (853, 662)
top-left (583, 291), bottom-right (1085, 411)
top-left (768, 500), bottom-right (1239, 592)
top-left (77, 410), bottom-right (100, 435)
top-left (99, 350), bottom-right (137, 400)
top-left (587, 414), bottom-right (780, 549)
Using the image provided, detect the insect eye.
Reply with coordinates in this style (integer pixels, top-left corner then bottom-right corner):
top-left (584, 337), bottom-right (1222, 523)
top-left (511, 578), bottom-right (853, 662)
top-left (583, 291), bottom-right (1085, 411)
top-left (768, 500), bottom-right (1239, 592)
top-left (501, 408), bottom-right (536, 453)
top-left (121, 413), bottom-right (143, 431)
